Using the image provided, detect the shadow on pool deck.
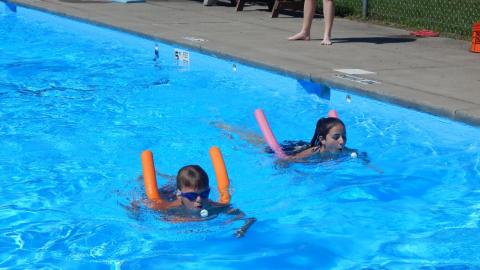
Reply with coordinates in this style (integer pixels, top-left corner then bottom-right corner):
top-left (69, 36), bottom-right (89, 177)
top-left (331, 36), bottom-right (416, 44)
top-left (10, 0), bottom-right (480, 126)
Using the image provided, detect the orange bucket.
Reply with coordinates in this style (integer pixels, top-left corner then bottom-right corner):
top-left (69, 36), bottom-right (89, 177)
top-left (471, 22), bottom-right (480, 53)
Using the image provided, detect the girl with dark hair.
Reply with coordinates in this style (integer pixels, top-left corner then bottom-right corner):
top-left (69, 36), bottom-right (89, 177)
top-left (277, 117), bottom-right (381, 172)
top-left (286, 117), bottom-right (347, 159)
top-left (212, 116), bottom-right (353, 161)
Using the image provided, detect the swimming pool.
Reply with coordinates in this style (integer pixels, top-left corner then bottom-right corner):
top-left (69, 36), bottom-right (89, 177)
top-left (1, 3), bottom-right (480, 269)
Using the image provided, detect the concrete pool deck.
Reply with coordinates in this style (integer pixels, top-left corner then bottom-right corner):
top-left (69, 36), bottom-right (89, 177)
top-left (10, 0), bottom-right (480, 126)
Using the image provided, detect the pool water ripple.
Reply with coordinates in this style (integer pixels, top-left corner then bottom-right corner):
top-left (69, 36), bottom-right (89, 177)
top-left (1, 4), bottom-right (480, 269)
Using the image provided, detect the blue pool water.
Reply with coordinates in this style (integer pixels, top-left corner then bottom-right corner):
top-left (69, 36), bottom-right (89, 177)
top-left (1, 3), bottom-right (480, 269)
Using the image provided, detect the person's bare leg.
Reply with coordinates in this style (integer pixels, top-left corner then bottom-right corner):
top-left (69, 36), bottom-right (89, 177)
top-left (288, 0), bottom-right (316, 40)
top-left (210, 121), bottom-right (264, 145)
top-left (321, 0), bottom-right (334, 45)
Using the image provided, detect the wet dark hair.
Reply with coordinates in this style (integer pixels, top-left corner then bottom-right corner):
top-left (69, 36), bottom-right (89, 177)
top-left (176, 165), bottom-right (209, 190)
top-left (310, 117), bottom-right (346, 147)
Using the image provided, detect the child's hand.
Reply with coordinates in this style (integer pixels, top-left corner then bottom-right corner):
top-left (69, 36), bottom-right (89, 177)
top-left (234, 217), bottom-right (256, 238)
top-left (122, 200), bottom-right (142, 220)
top-left (235, 227), bottom-right (247, 238)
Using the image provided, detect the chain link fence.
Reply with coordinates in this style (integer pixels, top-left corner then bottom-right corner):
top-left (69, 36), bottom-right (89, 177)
top-left (333, 0), bottom-right (480, 39)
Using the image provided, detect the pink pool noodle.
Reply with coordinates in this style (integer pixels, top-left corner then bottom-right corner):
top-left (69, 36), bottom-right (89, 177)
top-left (327, 109), bottom-right (339, 118)
top-left (254, 109), bottom-right (287, 159)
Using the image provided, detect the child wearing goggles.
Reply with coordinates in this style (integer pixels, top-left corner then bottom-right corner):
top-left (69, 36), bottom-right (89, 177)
top-left (175, 165), bottom-right (213, 211)
top-left (148, 165), bottom-right (256, 238)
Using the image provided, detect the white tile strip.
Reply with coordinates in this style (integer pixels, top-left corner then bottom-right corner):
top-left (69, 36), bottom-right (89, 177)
top-left (183, 37), bottom-right (207, 43)
top-left (334, 69), bottom-right (376, 75)
top-left (334, 74), bottom-right (380, 85)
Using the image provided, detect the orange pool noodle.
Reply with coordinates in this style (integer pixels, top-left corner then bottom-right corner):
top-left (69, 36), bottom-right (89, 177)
top-left (209, 146), bottom-right (231, 204)
top-left (141, 150), bottom-right (160, 201)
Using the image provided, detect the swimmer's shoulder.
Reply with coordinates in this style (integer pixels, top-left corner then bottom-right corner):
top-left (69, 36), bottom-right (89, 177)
top-left (287, 146), bottom-right (318, 159)
top-left (206, 200), bottom-right (235, 215)
top-left (147, 198), bottom-right (181, 211)
top-left (209, 200), bottom-right (231, 209)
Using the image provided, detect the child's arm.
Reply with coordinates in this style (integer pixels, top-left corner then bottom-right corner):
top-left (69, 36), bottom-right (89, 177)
top-left (285, 147), bottom-right (316, 159)
top-left (211, 121), bottom-right (265, 146)
top-left (353, 149), bottom-right (384, 174)
top-left (278, 146), bottom-right (322, 161)
top-left (156, 172), bottom-right (176, 181)
top-left (235, 216), bottom-right (256, 238)
top-left (121, 199), bottom-right (142, 220)
top-left (364, 161), bottom-right (384, 174)
top-left (224, 207), bottom-right (256, 238)
top-left (146, 198), bottom-right (181, 210)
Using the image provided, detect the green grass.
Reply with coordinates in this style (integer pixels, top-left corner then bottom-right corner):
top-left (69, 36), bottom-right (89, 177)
top-left (331, 0), bottom-right (480, 39)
